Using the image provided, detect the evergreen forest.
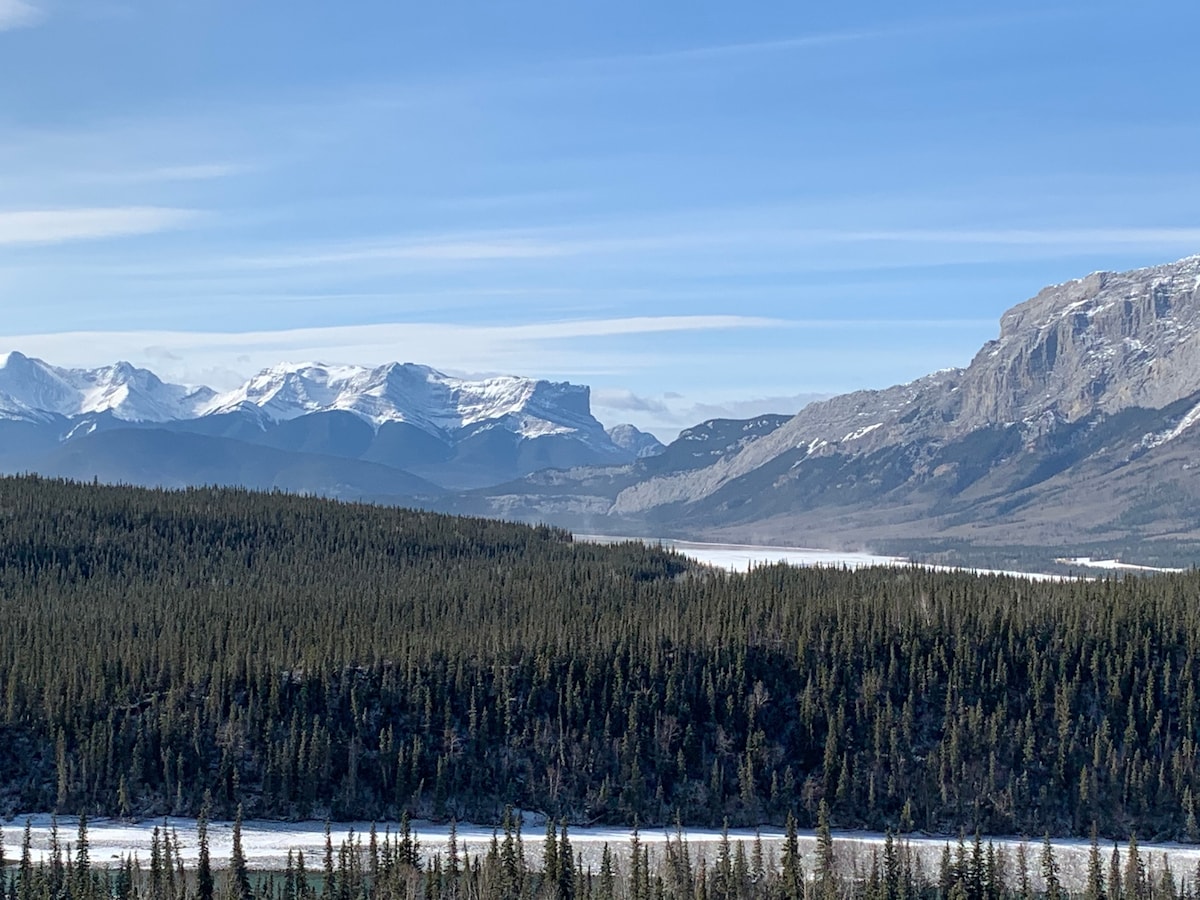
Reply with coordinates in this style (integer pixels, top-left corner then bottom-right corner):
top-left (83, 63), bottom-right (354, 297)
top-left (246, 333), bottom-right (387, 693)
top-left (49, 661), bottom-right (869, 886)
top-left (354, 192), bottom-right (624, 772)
top-left (2, 475), bottom-right (1200, 841)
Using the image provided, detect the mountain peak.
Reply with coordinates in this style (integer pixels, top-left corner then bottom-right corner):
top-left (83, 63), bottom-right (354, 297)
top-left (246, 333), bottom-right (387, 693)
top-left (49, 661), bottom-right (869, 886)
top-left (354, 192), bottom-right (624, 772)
top-left (200, 360), bottom-right (601, 443)
top-left (606, 423), bottom-right (665, 459)
top-left (0, 354), bottom-right (211, 423)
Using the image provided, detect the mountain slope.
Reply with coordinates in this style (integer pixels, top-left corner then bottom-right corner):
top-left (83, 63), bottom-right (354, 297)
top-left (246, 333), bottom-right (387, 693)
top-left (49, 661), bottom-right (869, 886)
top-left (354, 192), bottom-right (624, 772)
top-left (35, 427), bottom-right (443, 500)
top-left (466, 255), bottom-right (1200, 558)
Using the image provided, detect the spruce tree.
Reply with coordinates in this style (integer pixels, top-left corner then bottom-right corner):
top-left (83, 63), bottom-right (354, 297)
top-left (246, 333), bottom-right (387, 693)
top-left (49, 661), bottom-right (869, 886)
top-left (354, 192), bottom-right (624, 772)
top-left (782, 812), bottom-right (803, 900)
top-left (74, 812), bottom-right (91, 900)
top-left (558, 822), bottom-right (575, 900)
top-left (1086, 825), bottom-right (1106, 900)
top-left (1125, 835), bottom-right (1145, 900)
top-left (543, 818), bottom-right (560, 888)
top-left (816, 800), bottom-right (837, 900)
top-left (598, 844), bottom-right (615, 900)
top-left (1041, 835), bottom-right (1061, 900)
top-left (197, 799), bottom-right (215, 900)
top-left (229, 804), bottom-right (252, 900)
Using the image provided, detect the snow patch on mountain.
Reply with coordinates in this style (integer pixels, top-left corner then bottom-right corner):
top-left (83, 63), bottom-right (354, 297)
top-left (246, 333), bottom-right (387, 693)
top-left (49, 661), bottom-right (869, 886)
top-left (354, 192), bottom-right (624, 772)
top-left (1141, 398), bottom-right (1200, 450)
top-left (842, 423), bottom-right (882, 442)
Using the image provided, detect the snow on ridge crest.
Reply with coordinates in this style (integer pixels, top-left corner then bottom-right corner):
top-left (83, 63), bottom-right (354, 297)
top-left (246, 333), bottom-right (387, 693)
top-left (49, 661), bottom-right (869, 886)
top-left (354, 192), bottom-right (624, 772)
top-left (0, 354), bottom-right (609, 444)
top-left (0, 352), bottom-right (213, 423)
top-left (198, 360), bottom-right (603, 439)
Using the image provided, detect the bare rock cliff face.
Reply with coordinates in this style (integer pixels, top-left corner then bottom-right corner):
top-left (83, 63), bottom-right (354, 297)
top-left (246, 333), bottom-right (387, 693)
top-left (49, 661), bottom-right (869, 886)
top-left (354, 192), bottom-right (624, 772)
top-left (956, 256), bottom-right (1200, 429)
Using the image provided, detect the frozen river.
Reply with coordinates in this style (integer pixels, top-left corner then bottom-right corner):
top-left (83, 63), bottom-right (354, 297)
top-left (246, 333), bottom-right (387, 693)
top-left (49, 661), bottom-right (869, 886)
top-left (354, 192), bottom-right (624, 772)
top-left (577, 535), bottom-right (1072, 580)
top-left (576, 534), bottom-right (907, 572)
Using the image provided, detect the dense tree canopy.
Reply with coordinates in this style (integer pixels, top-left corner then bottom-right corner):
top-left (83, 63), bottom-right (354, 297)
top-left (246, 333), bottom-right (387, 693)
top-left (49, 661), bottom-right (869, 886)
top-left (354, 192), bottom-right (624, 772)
top-left (1, 475), bottom-right (1199, 841)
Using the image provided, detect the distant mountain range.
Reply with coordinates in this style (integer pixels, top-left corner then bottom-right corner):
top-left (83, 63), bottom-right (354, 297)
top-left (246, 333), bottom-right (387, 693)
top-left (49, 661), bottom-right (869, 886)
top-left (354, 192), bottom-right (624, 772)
top-left (0, 356), bottom-right (663, 492)
top-left (6, 253), bottom-right (1200, 568)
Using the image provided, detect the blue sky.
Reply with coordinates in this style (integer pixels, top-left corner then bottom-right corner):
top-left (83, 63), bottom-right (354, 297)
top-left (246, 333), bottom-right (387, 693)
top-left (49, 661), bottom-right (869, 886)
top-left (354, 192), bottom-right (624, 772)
top-left (2, 0), bottom-right (1199, 438)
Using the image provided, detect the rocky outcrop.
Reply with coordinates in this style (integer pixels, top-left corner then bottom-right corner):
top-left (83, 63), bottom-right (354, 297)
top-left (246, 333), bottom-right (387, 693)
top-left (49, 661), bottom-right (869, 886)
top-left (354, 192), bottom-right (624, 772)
top-left (957, 256), bottom-right (1200, 428)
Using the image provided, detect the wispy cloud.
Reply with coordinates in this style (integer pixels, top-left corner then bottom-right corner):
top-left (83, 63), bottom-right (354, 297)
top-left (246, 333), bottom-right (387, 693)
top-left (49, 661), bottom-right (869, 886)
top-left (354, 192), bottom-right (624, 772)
top-left (0, 207), bottom-right (199, 246)
top-left (836, 227), bottom-right (1200, 247)
top-left (241, 236), bottom-right (569, 268)
top-left (2, 316), bottom-right (783, 387)
top-left (0, 0), bottom-right (42, 31)
top-left (85, 163), bottom-right (251, 185)
top-left (434, 190), bottom-right (593, 212)
top-left (479, 316), bottom-right (781, 340)
top-left (573, 10), bottom-right (1079, 69)
top-left (612, 29), bottom-right (877, 64)
top-left (590, 389), bottom-right (672, 417)
top-left (210, 222), bottom-right (1200, 278)
top-left (592, 388), bottom-right (832, 435)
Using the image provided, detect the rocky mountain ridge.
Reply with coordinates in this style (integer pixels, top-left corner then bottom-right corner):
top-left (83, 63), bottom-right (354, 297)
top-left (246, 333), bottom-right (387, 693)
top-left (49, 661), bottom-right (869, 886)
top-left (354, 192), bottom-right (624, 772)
top-left (463, 254), bottom-right (1200, 563)
top-left (603, 254), bottom-right (1200, 516)
top-left (0, 355), bottom-right (662, 492)
top-left (0, 352), bottom-right (216, 423)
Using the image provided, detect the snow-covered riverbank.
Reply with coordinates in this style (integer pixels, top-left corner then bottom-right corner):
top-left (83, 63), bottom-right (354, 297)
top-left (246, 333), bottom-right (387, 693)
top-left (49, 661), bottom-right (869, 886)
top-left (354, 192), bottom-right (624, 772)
top-left (6, 815), bottom-right (1199, 892)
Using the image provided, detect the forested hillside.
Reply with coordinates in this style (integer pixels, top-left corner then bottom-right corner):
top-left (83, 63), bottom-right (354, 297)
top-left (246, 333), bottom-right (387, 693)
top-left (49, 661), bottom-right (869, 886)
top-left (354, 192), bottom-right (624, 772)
top-left (2, 475), bottom-right (1199, 840)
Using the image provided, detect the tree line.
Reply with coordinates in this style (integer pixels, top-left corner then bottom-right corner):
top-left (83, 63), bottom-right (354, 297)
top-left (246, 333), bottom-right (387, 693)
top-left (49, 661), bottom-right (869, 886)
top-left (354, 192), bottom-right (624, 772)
top-left (2, 475), bottom-right (1200, 838)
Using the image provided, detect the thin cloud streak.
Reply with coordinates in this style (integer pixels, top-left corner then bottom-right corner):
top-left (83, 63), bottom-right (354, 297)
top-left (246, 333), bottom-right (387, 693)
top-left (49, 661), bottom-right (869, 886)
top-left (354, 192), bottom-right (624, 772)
top-left (2, 316), bottom-right (785, 386)
top-left (0, 207), bottom-right (198, 246)
top-left (572, 10), bottom-right (1080, 68)
top-left (614, 29), bottom-right (877, 64)
top-left (241, 237), bottom-right (569, 268)
top-left (84, 163), bottom-right (251, 185)
top-left (6, 316), bottom-right (783, 351)
top-left (0, 0), bottom-right (41, 30)
top-left (2, 316), bottom-right (986, 392)
top-left (839, 228), bottom-right (1200, 246)
top-left (592, 389), bottom-right (834, 438)
top-left (215, 224), bottom-right (1200, 275)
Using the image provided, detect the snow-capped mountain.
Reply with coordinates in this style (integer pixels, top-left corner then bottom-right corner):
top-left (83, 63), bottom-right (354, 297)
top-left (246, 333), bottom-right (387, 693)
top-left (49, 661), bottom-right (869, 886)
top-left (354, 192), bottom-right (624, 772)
top-left (0, 356), bottom-right (640, 492)
top-left (0, 351), bottom-right (215, 423)
top-left (201, 361), bottom-right (612, 446)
